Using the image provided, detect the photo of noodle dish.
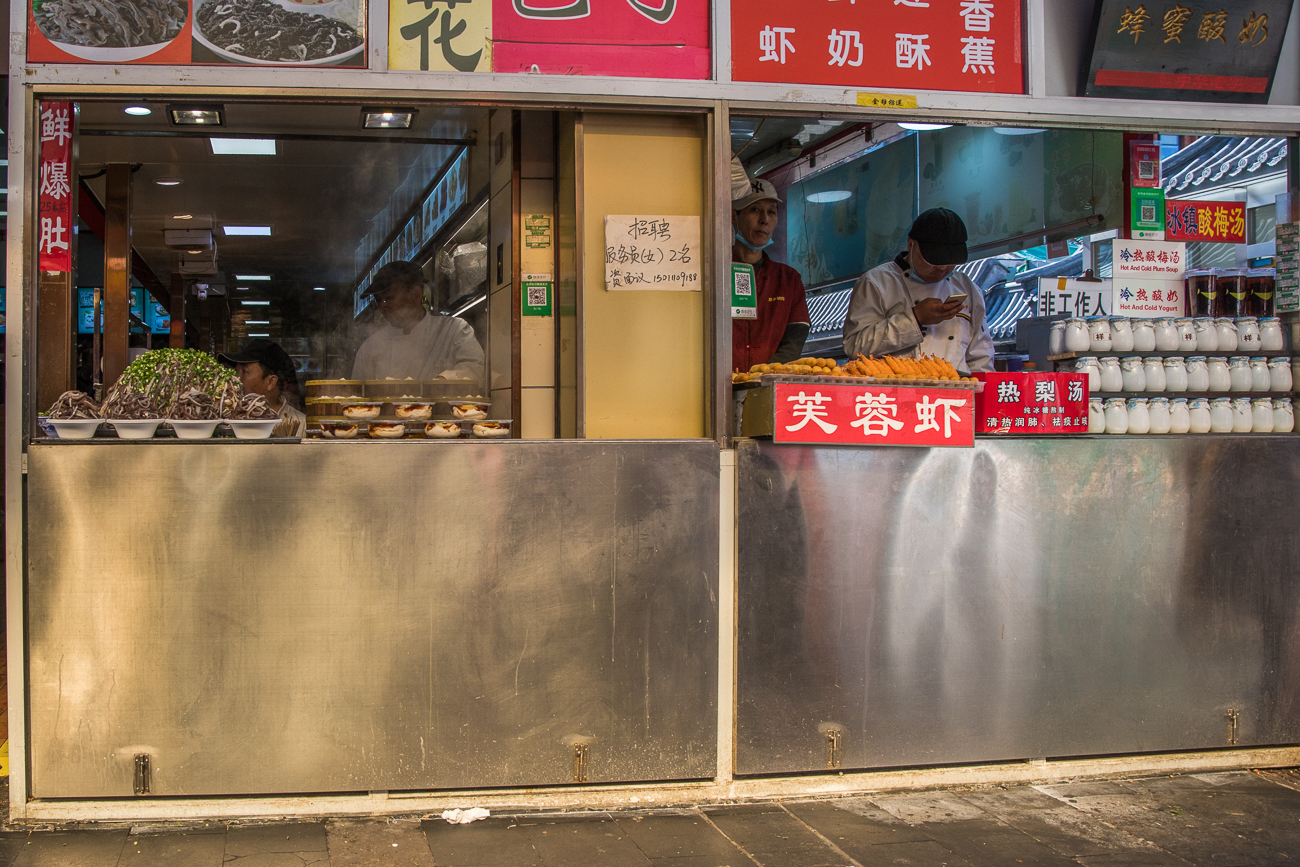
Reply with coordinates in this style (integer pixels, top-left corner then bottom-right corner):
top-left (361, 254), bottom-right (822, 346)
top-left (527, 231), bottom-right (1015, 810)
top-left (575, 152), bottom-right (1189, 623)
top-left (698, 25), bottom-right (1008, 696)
top-left (32, 0), bottom-right (189, 61)
top-left (193, 0), bottom-right (364, 65)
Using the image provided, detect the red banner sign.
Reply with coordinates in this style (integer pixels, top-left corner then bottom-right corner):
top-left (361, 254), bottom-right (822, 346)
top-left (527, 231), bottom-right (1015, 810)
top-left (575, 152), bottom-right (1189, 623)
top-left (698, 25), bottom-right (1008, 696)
top-left (37, 101), bottom-right (74, 273)
top-left (773, 382), bottom-right (975, 447)
top-left (731, 0), bottom-right (1024, 94)
top-left (973, 373), bottom-right (1089, 434)
top-left (493, 0), bottom-right (710, 78)
top-left (1165, 200), bottom-right (1247, 243)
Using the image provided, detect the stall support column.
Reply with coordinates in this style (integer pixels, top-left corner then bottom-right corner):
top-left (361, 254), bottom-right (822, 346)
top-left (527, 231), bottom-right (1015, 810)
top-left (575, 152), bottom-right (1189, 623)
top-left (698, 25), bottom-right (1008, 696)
top-left (35, 271), bottom-right (74, 414)
top-left (101, 163), bottom-right (132, 386)
top-left (169, 274), bottom-right (185, 349)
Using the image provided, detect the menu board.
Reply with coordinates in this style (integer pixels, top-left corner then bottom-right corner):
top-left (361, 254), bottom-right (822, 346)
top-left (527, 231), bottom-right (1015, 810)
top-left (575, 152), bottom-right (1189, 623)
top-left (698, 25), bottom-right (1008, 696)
top-left (27, 0), bottom-right (367, 66)
top-left (1275, 222), bottom-right (1299, 313)
top-left (1165, 200), bottom-right (1247, 244)
top-left (604, 215), bottom-right (701, 291)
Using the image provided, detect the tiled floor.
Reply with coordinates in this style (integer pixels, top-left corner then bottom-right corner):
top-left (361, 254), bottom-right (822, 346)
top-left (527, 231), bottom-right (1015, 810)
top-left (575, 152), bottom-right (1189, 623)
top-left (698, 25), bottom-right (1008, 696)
top-left (0, 770), bottom-right (1296, 866)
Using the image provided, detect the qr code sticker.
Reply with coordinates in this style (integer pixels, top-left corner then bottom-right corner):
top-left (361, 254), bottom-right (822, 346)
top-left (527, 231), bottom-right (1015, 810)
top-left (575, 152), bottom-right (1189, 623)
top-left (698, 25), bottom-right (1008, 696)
top-left (527, 285), bottom-right (548, 307)
top-left (1141, 204), bottom-right (1156, 222)
top-left (1138, 159), bottom-right (1155, 179)
top-left (734, 271), bottom-right (753, 297)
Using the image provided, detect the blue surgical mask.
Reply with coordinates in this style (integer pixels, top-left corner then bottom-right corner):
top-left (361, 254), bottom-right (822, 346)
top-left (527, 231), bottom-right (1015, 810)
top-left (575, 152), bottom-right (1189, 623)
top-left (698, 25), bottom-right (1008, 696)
top-left (735, 230), bottom-right (774, 251)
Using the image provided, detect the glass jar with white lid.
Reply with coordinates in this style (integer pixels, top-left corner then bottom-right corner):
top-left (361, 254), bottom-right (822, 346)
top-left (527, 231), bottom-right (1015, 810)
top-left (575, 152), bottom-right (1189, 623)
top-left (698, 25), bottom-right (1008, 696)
top-left (1126, 398), bottom-right (1150, 434)
top-left (1143, 357), bottom-right (1166, 392)
top-left (1252, 398), bottom-right (1275, 432)
top-left (1188, 398), bottom-right (1212, 433)
top-left (1268, 357), bottom-right (1293, 392)
top-left (1274, 399), bottom-right (1295, 433)
top-left (1103, 398), bottom-right (1129, 434)
top-left (1169, 398), bottom-right (1191, 433)
top-left (1064, 318), bottom-right (1091, 352)
top-left (1148, 397), bottom-right (1171, 433)
top-left (1249, 357), bottom-right (1271, 392)
top-left (1153, 317), bottom-right (1181, 351)
top-left (1186, 357), bottom-right (1210, 391)
top-left (1206, 357), bottom-right (1232, 392)
top-left (1258, 317), bottom-right (1284, 351)
top-left (1131, 318), bottom-right (1156, 351)
top-left (1120, 356), bottom-right (1146, 391)
top-left (1193, 317), bottom-right (1219, 351)
top-left (1163, 357), bottom-right (1188, 392)
top-left (1099, 357), bottom-right (1124, 392)
top-left (1209, 397), bottom-right (1234, 432)
top-left (1231, 397), bottom-right (1254, 432)
top-left (1226, 356), bottom-right (1251, 392)
top-left (1215, 317), bottom-right (1239, 351)
top-left (1110, 317), bottom-right (1134, 352)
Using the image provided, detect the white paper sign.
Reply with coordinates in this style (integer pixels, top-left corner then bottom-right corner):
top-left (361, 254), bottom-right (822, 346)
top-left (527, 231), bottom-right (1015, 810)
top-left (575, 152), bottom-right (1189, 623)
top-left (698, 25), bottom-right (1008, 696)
top-left (1113, 278), bottom-right (1185, 318)
top-left (1111, 239), bottom-right (1186, 278)
top-left (1035, 277), bottom-right (1113, 318)
top-left (604, 215), bottom-right (702, 291)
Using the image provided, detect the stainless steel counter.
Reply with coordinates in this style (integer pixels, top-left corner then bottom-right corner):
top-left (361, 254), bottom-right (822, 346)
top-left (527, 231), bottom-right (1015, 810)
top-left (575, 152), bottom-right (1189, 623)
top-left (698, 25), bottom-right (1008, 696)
top-left (27, 440), bottom-right (720, 797)
top-left (736, 437), bottom-right (1300, 775)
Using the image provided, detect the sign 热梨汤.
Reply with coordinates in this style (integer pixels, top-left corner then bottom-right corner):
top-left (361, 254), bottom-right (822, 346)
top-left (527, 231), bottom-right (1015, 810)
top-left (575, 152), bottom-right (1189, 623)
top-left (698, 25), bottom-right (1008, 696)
top-left (604, 216), bottom-right (702, 291)
top-left (974, 372), bottom-right (1090, 435)
top-left (731, 0), bottom-right (1024, 94)
top-left (1085, 0), bottom-right (1293, 103)
top-left (1165, 200), bottom-right (1247, 243)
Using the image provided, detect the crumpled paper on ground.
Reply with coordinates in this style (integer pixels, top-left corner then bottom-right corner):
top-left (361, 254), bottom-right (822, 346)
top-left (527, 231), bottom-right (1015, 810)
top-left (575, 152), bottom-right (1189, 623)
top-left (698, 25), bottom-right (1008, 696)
top-left (441, 807), bottom-right (491, 825)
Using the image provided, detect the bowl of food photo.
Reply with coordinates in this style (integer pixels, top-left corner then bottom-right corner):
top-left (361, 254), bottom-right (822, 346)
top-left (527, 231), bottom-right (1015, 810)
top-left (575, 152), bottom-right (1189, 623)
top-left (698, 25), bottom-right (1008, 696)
top-left (34, 0), bottom-right (189, 62)
top-left (192, 0), bottom-right (365, 66)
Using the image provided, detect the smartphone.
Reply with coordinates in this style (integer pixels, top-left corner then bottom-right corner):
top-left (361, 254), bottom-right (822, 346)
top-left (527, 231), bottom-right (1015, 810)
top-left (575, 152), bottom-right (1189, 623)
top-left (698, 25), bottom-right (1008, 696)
top-left (945, 293), bottom-right (968, 303)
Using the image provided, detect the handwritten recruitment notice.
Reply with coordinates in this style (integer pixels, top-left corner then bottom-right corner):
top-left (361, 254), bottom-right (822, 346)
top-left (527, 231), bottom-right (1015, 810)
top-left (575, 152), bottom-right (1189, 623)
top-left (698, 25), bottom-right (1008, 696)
top-left (605, 215), bottom-right (702, 291)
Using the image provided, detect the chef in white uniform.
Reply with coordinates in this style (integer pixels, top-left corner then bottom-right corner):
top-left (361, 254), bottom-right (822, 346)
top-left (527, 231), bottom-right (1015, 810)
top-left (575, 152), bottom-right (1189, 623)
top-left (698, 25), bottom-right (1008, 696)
top-left (842, 208), bottom-right (994, 375)
top-left (351, 260), bottom-right (486, 386)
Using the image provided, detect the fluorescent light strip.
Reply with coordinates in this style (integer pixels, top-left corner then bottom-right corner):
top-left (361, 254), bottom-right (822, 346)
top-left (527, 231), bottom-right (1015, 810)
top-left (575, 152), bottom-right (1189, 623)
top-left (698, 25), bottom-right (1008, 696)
top-left (241, 300), bottom-right (271, 306)
top-left (235, 275), bottom-right (271, 280)
top-left (248, 333), bottom-right (270, 337)
top-left (451, 294), bottom-right (487, 317)
top-left (244, 320), bottom-right (271, 325)
top-left (210, 138), bottom-right (276, 155)
top-left (223, 226), bottom-right (272, 236)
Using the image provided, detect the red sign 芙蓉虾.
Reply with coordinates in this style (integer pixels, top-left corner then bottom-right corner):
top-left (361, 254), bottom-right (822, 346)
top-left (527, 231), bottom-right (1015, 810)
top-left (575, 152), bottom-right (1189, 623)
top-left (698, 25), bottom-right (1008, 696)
top-left (1165, 200), bottom-right (1247, 244)
top-left (37, 101), bottom-right (74, 273)
top-left (973, 373), bottom-right (1089, 435)
top-left (773, 382), bottom-right (975, 447)
top-left (493, 0), bottom-right (710, 78)
top-left (731, 0), bottom-right (1024, 94)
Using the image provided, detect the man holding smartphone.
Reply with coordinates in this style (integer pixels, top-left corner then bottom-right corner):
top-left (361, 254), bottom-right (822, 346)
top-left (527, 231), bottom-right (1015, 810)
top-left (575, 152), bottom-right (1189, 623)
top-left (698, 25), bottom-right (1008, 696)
top-left (842, 208), bottom-right (994, 374)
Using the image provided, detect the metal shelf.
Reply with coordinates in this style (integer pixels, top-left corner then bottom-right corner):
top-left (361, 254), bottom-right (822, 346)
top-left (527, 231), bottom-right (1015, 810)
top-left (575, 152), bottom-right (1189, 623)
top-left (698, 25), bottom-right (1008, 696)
top-left (1048, 349), bottom-right (1292, 361)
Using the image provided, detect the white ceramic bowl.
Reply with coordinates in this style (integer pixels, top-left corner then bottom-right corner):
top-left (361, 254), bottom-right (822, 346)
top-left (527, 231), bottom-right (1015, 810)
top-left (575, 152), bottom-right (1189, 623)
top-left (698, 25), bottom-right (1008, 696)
top-left (226, 419), bottom-right (280, 439)
top-left (167, 419), bottom-right (220, 440)
top-left (49, 418), bottom-right (104, 439)
top-left (110, 419), bottom-right (162, 439)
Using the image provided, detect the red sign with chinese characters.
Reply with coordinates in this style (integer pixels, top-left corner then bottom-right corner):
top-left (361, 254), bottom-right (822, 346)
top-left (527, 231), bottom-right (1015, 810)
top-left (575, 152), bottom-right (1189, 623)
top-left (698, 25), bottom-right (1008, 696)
top-left (37, 101), bottom-right (74, 273)
top-left (731, 0), bottom-right (1024, 94)
top-left (493, 0), bottom-right (710, 78)
top-left (1164, 200), bottom-right (1247, 244)
top-left (973, 373), bottom-right (1089, 435)
top-left (773, 382), bottom-right (975, 448)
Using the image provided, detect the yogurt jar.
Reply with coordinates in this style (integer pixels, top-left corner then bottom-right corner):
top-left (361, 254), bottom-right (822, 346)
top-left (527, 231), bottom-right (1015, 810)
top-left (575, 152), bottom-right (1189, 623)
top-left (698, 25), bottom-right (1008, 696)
top-left (1209, 397), bottom-right (1234, 432)
top-left (1269, 357), bottom-right (1293, 392)
top-left (1163, 357), bottom-right (1189, 392)
top-left (1193, 317), bottom-right (1220, 352)
top-left (1064, 317), bottom-right (1091, 352)
top-left (1110, 317), bottom-right (1134, 352)
top-left (1215, 317), bottom-right (1239, 351)
top-left (1189, 398), bottom-right (1212, 433)
top-left (1207, 357), bottom-right (1232, 392)
top-left (1120, 356), bottom-right (1146, 392)
top-left (1143, 357), bottom-right (1166, 392)
top-left (1252, 398), bottom-right (1275, 432)
top-left (1235, 317), bottom-right (1261, 351)
top-left (1169, 398), bottom-right (1191, 433)
top-left (1076, 357), bottom-right (1102, 392)
top-left (1088, 398), bottom-right (1106, 433)
top-left (1175, 317), bottom-right (1197, 349)
top-left (1154, 317), bottom-right (1181, 351)
top-left (1088, 316), bottom-right (1113, 351)
top-left (1132, 318), bottom-right (1156, 351)
top-left (1148, 397), bottom-right (1171, 434)
top-left (1259, 316), bottom-right (1285, 351)
top-left (1104, 398), bottom-right (1129, 434)
top-left (1186, 356), bottom-right (1210, 392)
top-left (1226, 356), bottom-right (1251, 392)
top-left (1126, 398), bottom-right (1150, 434)
top-left (1249, 357), bottom-right (1272, 392)
top-left (1274, 399), bottom-right (1295, 433)
top-left (1099, 357), bottom-right (1124, 392)
top-left (1231, 397), bottom-right (1254, 432)
top-left (1048, 321), bottom-right (1066, 356)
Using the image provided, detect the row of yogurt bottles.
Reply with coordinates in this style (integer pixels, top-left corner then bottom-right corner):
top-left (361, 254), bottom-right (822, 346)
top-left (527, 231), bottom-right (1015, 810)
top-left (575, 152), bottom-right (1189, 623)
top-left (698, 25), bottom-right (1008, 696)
top-left (1050, 316), bottom-right (1285, 354)
top-left (1088, 397), bottom-right (1295, 434)
top-left (1073, 355), bottom-right (1293, 393)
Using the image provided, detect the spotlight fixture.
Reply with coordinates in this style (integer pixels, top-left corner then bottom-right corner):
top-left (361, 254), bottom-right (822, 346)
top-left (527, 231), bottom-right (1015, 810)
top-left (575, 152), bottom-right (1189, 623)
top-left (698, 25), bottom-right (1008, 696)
top-left (155, 177), bottom-right (183, 186)
top-left (361, 107), bottom-right (416, 130)
top-left (167, 104), bottom-right (225, 126)
top-left (313, 286), bottom-right (326, 291)
top-left (124, 106), bottom-right (152, 117)
top-left (898, 122), bottom-right (953, 131)
top-left (222, 226), bottom-right (272, 236)
top-left (210, 138), bottom-right (276, 155)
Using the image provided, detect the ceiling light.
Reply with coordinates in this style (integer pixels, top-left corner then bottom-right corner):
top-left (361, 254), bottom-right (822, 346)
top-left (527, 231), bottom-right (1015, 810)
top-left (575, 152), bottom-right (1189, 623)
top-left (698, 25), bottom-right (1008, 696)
top-left (124, 106), bottom-right (152, 116)
top-left (992, 127), bottom-right (1046, 136)
top-left (222, 226), bottom-right (271, 236)
top-left (313, 286), bottom-right (326, 291)
top-left (362, 107), bottom-right (416, 130)
top-left (806, 190), bottom-right (852, 204)
top-left (186, 248), bottom-right (206, 254)
top-left (236, 286), bottom-right (251, 291)
top-left (241, 300), bottom-right (271, 306)
top-left (235, 274), bottom-right (271, 280)
top-left (210, 138), bottom-right (276, 155)
top-left (168, 105), bottom-right (224, 126)
top-left (155, 177), bottom-right (183, 186)
top-left (248, 333), bottom-right (270, 338)
top-left (244, 319), bottom-right (270, 325)
top-left (172, 213), bottom-right (193, 220)
top-left (898, 122), bottom-right (953, 131)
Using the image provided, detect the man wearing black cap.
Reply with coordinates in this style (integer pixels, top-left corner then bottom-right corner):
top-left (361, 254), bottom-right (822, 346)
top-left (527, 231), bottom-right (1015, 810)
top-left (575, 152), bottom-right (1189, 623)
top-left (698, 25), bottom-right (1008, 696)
top-left (352, 260), bottom-right (485, 386)
top-left (218, 338), bottom-right (307, 436)
top-left (842, 207), bottom-right (993, 375)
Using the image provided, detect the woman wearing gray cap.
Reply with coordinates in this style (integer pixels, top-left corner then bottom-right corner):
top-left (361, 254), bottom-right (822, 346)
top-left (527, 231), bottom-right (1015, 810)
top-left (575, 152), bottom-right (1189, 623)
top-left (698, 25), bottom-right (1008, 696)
top-left (841, 208), bottom-right (994, 375)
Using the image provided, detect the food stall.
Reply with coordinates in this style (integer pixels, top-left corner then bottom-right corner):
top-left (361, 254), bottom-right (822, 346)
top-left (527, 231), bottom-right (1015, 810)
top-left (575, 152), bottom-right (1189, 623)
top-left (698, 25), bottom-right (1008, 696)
top-left (7, 0), bottom-right (1300, 825)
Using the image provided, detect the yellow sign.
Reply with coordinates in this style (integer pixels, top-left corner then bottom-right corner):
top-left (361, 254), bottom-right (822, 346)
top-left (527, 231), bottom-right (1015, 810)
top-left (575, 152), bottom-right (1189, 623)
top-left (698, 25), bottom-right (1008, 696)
top-left (856, 92), bottom-right (919, 110)
top-left (390, 0), bottom-right (492, 72)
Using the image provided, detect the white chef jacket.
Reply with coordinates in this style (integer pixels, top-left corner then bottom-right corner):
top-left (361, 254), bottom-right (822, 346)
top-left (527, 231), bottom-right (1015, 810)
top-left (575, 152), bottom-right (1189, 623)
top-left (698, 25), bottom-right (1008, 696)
top-left (351, 311), bottom-right (486, 386)
top-left (842, 254), bottom-right (995, 375)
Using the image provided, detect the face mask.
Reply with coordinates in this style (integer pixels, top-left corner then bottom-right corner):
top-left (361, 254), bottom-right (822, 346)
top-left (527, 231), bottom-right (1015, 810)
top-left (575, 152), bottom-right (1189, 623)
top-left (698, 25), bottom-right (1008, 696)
top-left (735, 230), bottom-right (774, 251)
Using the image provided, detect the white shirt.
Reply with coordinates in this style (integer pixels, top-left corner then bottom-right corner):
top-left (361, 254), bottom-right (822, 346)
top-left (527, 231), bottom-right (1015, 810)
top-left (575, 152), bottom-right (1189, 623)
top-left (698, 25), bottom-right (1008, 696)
top-left (842, 256), bottom-right (994, 375)
top-left (351, 311), bottom-right (486, 387)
